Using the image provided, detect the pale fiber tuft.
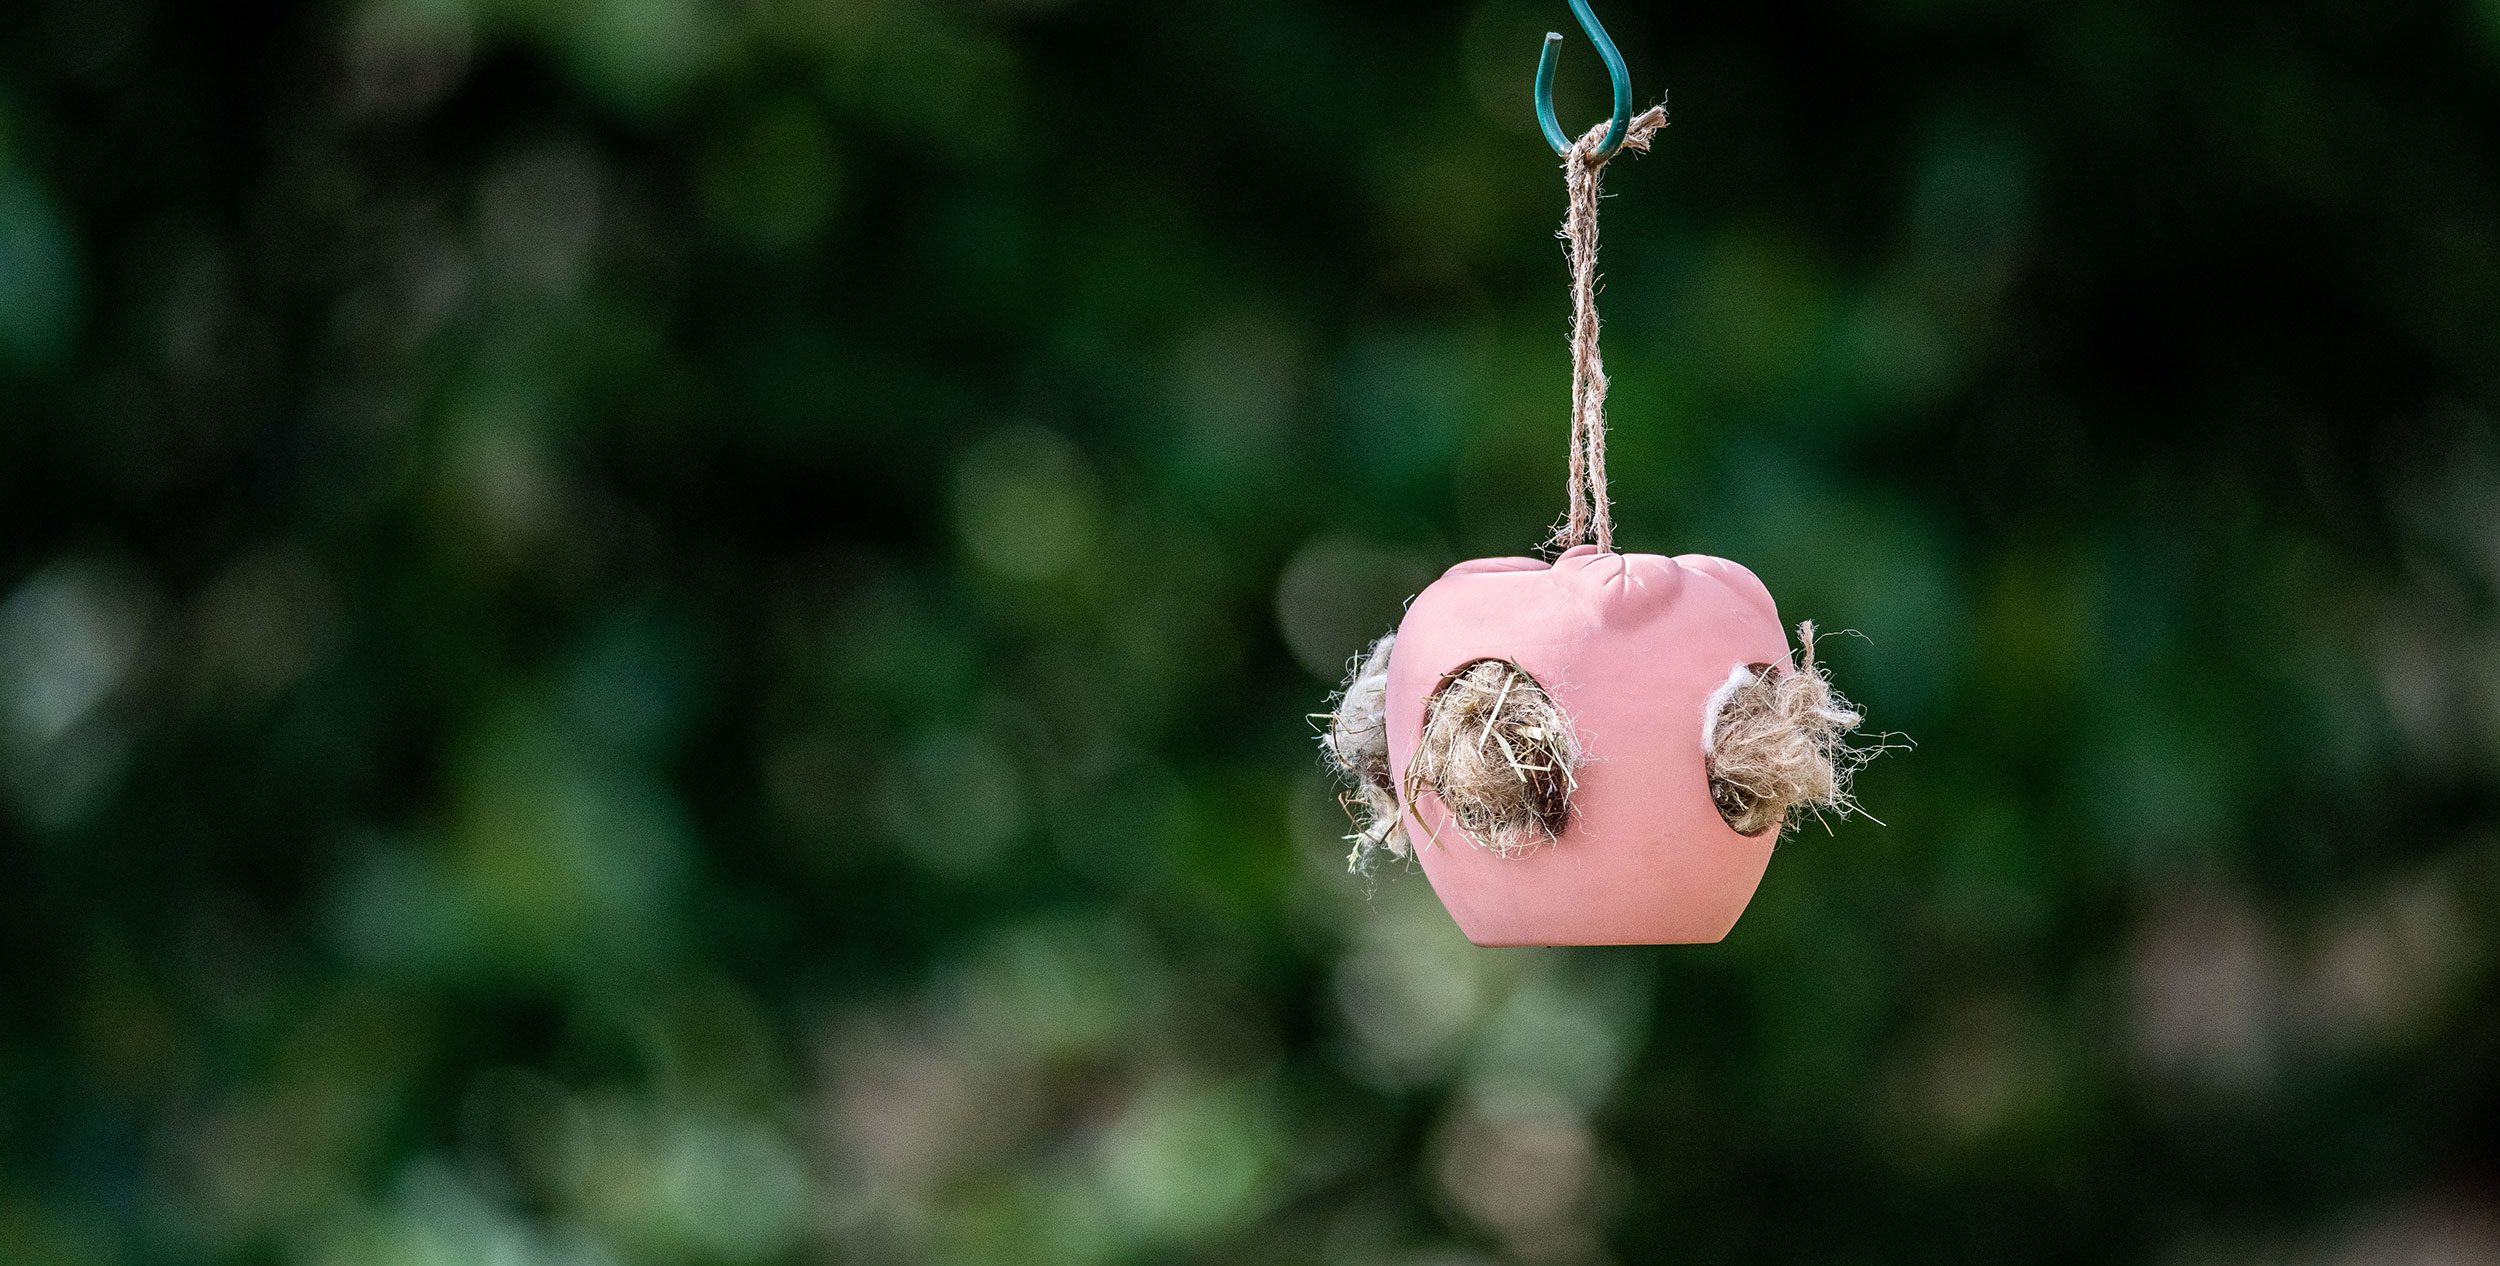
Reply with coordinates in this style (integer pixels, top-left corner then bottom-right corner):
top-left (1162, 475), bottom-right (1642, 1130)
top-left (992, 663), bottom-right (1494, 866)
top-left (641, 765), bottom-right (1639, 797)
top-left (1320, 633), bottom-right (1405, 875)
top-left (1703, 622), bottom-right (1886, 837)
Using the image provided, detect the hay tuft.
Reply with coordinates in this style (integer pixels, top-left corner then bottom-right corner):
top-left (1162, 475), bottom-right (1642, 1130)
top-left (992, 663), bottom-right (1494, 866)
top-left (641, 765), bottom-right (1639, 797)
top-left (1405, 659), bottom-right (1583, 857)
top-left (1320, 633), bottom-right (1406, 875)
top-left (1703, 622), bottom-right (1889, 837)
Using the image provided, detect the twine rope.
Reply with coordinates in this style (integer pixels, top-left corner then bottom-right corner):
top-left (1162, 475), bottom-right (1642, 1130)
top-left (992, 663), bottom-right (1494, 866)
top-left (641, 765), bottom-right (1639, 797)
top-left (1554, 104), bottom-right (1669, 553)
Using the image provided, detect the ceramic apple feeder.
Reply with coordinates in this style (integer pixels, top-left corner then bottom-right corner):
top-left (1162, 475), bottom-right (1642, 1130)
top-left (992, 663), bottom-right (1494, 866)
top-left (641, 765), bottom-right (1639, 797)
top-left (1384, 547), bottom-right (1793, 945)
top-left (1314, 3), bottom-right (1885, 947)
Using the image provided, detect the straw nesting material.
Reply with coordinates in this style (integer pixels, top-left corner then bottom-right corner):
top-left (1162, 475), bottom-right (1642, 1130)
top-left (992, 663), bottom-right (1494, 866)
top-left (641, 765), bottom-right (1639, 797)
top-left (1702, 622), bottom-right (1881, 837)
top-left (1320, 633), bottom-right (1406, 875)
top-left (1402, 659), bottom-right (1583, 858)
top-left (1323, 640), bottom-right (1584, 869)
top-left (1324, 620), bottom-right (1883, 873)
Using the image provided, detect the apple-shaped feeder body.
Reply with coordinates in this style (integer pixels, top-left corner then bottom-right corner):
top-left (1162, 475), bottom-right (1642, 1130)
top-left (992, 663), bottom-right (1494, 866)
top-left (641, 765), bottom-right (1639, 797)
top-left (1385, 545), bottom-right (1793, 946)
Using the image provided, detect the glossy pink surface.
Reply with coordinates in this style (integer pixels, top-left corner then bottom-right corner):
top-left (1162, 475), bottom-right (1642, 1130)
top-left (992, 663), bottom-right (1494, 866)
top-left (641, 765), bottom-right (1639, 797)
top-left (1385, 546), bottom-right (1792, 946)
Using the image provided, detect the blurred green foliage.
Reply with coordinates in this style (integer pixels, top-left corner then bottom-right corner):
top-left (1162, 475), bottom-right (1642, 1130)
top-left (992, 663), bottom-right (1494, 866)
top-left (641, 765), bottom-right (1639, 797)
top-left (4, 0), bottom-right (2500, 1263)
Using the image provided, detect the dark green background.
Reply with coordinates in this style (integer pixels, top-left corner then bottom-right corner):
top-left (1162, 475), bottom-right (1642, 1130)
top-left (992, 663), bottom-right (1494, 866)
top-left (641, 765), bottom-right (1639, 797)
top-left (5, 1), bottom-right (2498, 1262)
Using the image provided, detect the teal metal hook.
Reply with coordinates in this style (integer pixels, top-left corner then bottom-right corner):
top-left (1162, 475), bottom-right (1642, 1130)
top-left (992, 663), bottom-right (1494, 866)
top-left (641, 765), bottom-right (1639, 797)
top-left (1534, 0), bottom-right (1635, 159)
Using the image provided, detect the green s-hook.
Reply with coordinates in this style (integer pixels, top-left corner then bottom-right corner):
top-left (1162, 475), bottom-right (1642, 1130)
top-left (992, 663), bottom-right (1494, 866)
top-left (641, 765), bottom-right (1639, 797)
top-left (1535, 0), bottom-right (1635, 159)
